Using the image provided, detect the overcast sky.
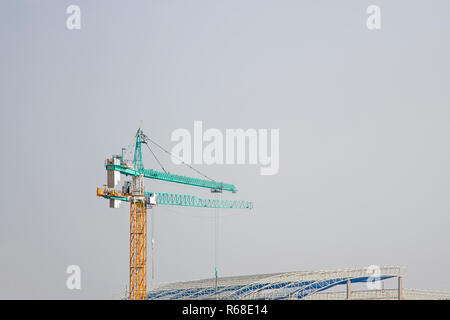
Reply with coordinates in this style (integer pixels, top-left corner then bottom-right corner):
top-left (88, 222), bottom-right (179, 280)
top-left (1, 0), bottom-right (450, 299)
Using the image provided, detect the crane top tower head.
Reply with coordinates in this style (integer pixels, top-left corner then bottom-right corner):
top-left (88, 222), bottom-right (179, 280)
top-left (133, 128), bottom-right (144, 173)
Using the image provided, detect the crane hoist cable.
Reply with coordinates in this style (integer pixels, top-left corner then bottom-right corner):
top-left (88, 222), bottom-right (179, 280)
top-left (151, 205), bottom-right (156, 280)
top-left (214, 191), bottom-right (220, 297)
top-left (141, 132), bottom-right (216, 182)
top-left (140, 130), bottom-right (226, 290)
top-left (143, 141), bottom-right (168, 174)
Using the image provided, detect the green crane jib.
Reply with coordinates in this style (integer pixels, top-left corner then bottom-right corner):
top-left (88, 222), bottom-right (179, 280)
top-left (106, 128), bottom-right (238, 193)
top-left (105, 164), bottom-right (238, 193)
top-left (99, 191), bottom-right (253, 209)
top-left (100, 128), bottom-right (251, 209)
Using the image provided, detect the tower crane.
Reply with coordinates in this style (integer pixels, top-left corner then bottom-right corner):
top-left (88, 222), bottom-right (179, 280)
top-left (96, 128), bottom-right (253, 300)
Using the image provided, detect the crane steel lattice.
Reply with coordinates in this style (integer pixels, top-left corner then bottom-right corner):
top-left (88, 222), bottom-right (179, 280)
top-left (97, 128), bottom-right (253, 300)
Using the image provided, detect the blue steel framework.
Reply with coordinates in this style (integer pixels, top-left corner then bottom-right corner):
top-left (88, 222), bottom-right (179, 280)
top-left (148, 266), bottom-right (405, 300)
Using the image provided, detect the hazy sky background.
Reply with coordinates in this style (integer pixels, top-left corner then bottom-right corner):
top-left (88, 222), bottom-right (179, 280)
top-left (1, 0), bottom-right (450, 299)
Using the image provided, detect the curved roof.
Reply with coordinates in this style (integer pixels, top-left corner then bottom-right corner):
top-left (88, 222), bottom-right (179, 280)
top-left (148, 266), bottom-right (404, 300)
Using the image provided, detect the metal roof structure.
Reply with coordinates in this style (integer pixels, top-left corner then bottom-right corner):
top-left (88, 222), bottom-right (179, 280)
top-left (148, 266), bottom-right (411, 300)
top-left (304, 288), bottom-right (450, 300)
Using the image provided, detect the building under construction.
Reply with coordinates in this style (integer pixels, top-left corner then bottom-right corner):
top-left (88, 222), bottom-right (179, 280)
top-left (148, 266), bottom-right (450, 300)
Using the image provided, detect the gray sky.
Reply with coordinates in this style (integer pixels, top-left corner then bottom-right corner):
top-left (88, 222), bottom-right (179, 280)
top-left (1, 0), bottom-right (450, 299)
